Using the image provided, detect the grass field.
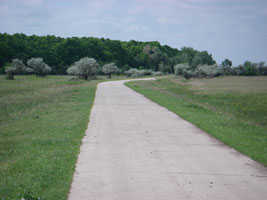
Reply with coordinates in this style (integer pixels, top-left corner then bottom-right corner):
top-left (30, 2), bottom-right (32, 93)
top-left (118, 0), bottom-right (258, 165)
top-left (126, 76), bottom-right (267, 166)
top-left (0, 75), bottom-right (127, 200)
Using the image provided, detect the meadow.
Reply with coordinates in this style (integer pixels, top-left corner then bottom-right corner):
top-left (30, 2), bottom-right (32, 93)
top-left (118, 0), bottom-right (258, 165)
top-left (1, 74), bottom-right (267, 199)
top-left (0, 75), bottom-right (126, 200)
top-left (126, 76), bottom-right (267, 166)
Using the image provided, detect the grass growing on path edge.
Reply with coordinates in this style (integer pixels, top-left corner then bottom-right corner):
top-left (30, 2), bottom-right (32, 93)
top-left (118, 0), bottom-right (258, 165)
top-left (0, 75), bottom-right (101, 200)
top-left (125, 77), bottom-right (267, 166)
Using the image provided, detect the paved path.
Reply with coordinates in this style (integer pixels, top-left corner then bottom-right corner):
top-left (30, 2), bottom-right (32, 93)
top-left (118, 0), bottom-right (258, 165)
top-left (68, 79), bottom-right (267, 200)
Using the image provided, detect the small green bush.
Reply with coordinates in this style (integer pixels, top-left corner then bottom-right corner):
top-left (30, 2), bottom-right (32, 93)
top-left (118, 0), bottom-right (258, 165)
top-left (125, 68), bottom-right (140, 77)
top-left (174, 63), bottom-right (221, 79)
top-left (183, 69), bottom-right (197, 79)
top-left (174, 63), bottom-right (191, 76)
top-left (152, 71), bottom-right (163, 76)
top-left (158, 62), bottom-right (172, 73)
top-left (196, 64), bottom-right (221, 78)
top-left (124, 68), bottom-right (159, 77)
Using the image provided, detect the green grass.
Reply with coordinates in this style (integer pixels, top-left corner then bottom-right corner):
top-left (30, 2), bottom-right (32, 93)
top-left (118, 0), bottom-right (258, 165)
top-left (0, 75), bottom-right (126, 200)
top-left (126, 76), bottom-right (267, 166)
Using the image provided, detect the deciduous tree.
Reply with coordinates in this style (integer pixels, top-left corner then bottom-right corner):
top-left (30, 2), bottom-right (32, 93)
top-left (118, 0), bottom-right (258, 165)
top-left (5, 59), bottom-right (32, 80)
top-left (102, 63), bottom-right (119, 78)
top-left (67, 57), bottom-right (98, 80)
top-left (27, 58), bottom-right (51, 76)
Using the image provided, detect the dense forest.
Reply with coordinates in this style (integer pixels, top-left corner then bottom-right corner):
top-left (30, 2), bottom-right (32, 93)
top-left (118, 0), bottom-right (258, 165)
top-left (0, 33), bottom-right (216, 74)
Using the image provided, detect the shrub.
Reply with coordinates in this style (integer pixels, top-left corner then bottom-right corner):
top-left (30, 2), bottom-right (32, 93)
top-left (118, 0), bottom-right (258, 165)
top-left (125, 68), bottom-right (141, 77)
top-left (152, 71), bottom-right (163, 76)
top-left (243, 61), bottom-right (258, 75)
top-left (122, 64), bottom-right (130, 71)
top-left (102, 63), bottom-right (119, 78)
top-left (259, 66), bottom-right (267, 75)
top-left (142, 69), bottom-right (152, 75)
top-left (158, 62), bottom-right (172, 73)
top-left (67, 57), bottom-right (98, 80)
top-left (132, 70), bottom-right (145, 77)
top-left (220, 65), bottom-right (235, 75)
top-left (257, 62), bottom-right (267, 75)
top-left (183, 69), bottom-right (197, 79)
top-left (174, 63), bottom-right (191, 75)
top-left (174, 63), bottom-right (221, 79)
top-left (234, 61), bottom-right (264, 76)
top-left (196, 64), bottom-right (221, 78)
top-left (124, 68), bottom-right (156, 77)
top-left (66, 65), bottom-right (80, 75)
top-left (27, 58), bottom-right (51, 76)
top-left (0, 64), bottom-right (7, 74)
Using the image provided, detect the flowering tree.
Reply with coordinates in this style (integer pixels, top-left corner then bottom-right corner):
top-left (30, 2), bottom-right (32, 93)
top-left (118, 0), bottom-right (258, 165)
top-left (27, 58), bottom-right (51, 76)
top-left (5, 59), bottom-right (32, 80)
top-left (67, 57), bottom-right (98, 80)
top-left (102, 63), bottom-right (119, 78)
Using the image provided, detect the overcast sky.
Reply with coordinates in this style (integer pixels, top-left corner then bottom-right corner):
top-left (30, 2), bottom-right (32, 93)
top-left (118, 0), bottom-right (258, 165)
top-left (0, 0), bottom-right (266, 65)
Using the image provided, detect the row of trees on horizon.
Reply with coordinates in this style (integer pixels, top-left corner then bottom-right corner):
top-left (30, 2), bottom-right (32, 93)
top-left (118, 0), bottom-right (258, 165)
top-left (5, 55), bottom-right (267, 81)
top-left (1, 33), bottom-right (266, 79)
top-left (5, 56), bottom-right (166, 80)
top-left (0, 33), bottom-right (216, 74)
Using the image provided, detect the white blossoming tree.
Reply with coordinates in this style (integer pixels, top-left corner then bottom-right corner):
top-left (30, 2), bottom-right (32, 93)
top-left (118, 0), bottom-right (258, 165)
top-left (102, 63), bottom-right (119, 78)
top-left (67, 57), bottom-right (98, 80)
top-left (27, 58), bottom-right (51, 76)
top-left (5, 58), bottom-right (33, 80)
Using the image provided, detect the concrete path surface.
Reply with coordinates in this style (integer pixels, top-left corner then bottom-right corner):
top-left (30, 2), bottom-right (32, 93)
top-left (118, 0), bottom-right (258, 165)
top-left (68, 79), bottom-right (267, 200)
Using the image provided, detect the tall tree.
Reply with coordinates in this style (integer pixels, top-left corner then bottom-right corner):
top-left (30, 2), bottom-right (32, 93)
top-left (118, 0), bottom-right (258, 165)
top-left (221, 59), bottom-right (232, 67)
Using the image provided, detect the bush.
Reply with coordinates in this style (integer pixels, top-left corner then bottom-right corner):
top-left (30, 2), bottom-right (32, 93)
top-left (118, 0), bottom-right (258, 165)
top-left (232, 61), bottom-right (260, 76)
top-left (196, 64), bottom-right (221, 78)
top-left (174, 60), bottom-right (267, 78)
top-left (124, 68), bottom-right (156, 77)
top-left (174, 63), bottom-right (221, 79)
top-left (183, 69), bottom-right (197, 79)
top-left (152, 71), bottom-right (163, 76)
top-left (158, 62), bottom-right (172, 73)
top-left (243, 61), bottom-right (258, 75)
top-left (27, 58), bottom-right (51, 76)
top-left (125, 68), bottom-right (142, 77)
top-left (174, 63), bottom-right (199, 79)
top-left (0, 65), bottom-right (6, 74)
top-left (174, 63), bottom-right (191, 75)
top-left (143, 69), bottom-right (153, 75)
top-left (220, 65), bottom-right (235, 75)
top-left (67, 57), bottom-right (99, 80)
top-left (258, 62), bottom-right (267, 75)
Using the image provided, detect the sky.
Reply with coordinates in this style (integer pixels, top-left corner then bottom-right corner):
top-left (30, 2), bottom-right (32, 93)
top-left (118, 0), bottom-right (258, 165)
top-left (0, 0), bottom-right (266, 65)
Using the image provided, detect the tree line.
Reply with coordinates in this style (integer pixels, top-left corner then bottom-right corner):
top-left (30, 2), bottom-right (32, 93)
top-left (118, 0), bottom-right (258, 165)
top-left (0, 33), bottom-right (216, 74)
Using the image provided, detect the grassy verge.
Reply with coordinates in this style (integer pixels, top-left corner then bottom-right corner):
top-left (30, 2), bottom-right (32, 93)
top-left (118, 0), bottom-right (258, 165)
top-left (0, 75), bottom-right (118, 200)
top-left (126, 76), bottom-right (267, 166)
